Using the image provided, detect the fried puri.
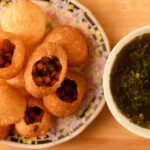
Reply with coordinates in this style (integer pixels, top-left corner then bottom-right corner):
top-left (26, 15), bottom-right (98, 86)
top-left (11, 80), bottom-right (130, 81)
top-left (7, 70), bottom-right (28, 96)
top-left (43, 70), bottom-right (86, 117)
top-left (0, 125), bottom-right (12, 140)
top-left (0, 84), bottom-right (26, 126)
top-left (0, 31), bottom-right (25, 79)
top-left (24, 42), bottom-right (67, 98)
top-left (15, 97), bottom-right (52, 137)
top-left (1, 0), bottom-right (46, 46)
top-left (45, 25), bottom-right (88, 66)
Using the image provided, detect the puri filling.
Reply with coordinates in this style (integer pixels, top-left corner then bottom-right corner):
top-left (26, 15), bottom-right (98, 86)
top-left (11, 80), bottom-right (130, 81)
top-left (32, 56), bottom-right (62, 86)
top-left (56, 78), bottom-right (78, 103)
top-left (0, 39), bottom-right (15, 68)
top-left (24, 106), bottom-right (44, 125)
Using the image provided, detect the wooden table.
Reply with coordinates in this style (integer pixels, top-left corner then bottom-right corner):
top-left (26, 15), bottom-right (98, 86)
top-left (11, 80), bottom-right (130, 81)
top-left (1, 0), bottom-right (150, 149)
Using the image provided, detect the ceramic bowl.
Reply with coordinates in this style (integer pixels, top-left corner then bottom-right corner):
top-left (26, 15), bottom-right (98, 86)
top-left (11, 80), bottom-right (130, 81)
top-left (103, 25), bottom-right (150, 139)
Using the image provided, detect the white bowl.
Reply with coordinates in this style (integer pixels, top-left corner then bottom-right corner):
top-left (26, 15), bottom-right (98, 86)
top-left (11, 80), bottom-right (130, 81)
top-left (103, 25), bottom-right (150, 138)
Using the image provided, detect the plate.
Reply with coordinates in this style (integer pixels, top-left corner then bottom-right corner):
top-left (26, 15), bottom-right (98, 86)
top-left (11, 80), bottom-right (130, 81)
top-left (0, 0), bottom-right (110, 149)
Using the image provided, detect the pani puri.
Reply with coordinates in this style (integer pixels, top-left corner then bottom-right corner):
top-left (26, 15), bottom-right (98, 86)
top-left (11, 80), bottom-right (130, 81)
top-left (7, 70), bottom-right (28, 96)
top-left (15, 97), bottom-right (52, 137)
top-left (24, 42), bottom-right (67, 98)
top-left (0, 125), bottom-right (12, 140)
top-left (0, 31), bottom-right (25, 79)
top-left (43, 70), bottom-right (86, 117)
top-left (45, 25), bottom-right (88, 66)
top-left (1, 0), bottom-right (46, 46)
top-left (0, 84), bottom-right (26, 126)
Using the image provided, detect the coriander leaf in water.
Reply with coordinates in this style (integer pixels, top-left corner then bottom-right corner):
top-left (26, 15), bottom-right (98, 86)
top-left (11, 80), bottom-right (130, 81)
top-left (110, 34), bottom-right (150, 129)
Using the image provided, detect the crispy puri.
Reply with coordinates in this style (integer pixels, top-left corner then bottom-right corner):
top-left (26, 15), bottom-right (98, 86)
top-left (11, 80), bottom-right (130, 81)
top-left (0, 79), bottom-right (7, 85)
top-left (15, 97), bottom-right (52, 137)
top-left (0, 84), bottom-right (26, 126)
top-left (24, 42), bottom-right (67, 98)
top-left (0, 31), bottom-right (25, 79)
top-left (7, 70), bottom-right (28, 96)
top-left (1, 0), bottom-right (46, 46)
top-left (43, 70), bottom-right (86, 117)
top-left (45, 25), bottom-right (88, 66)
top-left (0, 125), bottom-right (12, 140)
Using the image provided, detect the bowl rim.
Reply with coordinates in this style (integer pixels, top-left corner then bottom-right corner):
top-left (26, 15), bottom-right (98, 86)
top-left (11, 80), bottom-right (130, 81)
top-left (1, 0), bottom-right (110, 149)
top-left (103, 25), bottom-right (150, 139)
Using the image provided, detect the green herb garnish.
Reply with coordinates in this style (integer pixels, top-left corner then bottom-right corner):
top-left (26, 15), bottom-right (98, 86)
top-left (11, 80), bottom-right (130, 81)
top-left (111, 34), bottom-right (150, 129)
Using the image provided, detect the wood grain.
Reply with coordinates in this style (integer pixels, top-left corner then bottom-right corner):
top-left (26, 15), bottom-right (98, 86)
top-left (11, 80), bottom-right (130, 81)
top-left (1, 0), bottom-right (150, 149)
top-left (80, 0), bottom-right (150, 48)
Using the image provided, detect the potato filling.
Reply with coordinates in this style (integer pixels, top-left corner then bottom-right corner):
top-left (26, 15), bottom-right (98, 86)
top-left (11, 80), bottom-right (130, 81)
top-left (32, 56), bottom-right (62, 86)
top-left (56, 78), bottom-right (78, 103)
top-left (24, 106), bottom-right (44, 125)
top-left (0, 39), bottom-right (15, 68)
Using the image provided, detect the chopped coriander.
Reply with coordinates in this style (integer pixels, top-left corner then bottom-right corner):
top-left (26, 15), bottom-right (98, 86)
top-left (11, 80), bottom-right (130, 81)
top-left (110, 34), bottom-right (150, 129)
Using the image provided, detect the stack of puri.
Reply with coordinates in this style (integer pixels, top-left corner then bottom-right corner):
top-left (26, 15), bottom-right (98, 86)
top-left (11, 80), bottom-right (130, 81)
top-left (0, 0), bottom-right (88, 139)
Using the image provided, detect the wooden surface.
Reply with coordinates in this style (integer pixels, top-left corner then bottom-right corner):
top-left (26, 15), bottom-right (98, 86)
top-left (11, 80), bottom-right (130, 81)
top-left (1, 0), bottom-right (150, 149)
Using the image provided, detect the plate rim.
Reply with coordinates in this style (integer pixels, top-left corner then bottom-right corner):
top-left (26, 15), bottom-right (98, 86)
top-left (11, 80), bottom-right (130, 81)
top-left (1, 0), bottom-right (110, 149)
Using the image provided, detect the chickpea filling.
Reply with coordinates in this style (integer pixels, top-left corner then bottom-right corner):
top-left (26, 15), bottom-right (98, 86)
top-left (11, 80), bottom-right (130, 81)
top-left (56, 78), bottom-right (78, 103)
top-left (0, 39), bottom-right (15, 68)
top-left (32, 56), bottom-right (62, 86)
top-left (24, 106), bottom-right (44, 125)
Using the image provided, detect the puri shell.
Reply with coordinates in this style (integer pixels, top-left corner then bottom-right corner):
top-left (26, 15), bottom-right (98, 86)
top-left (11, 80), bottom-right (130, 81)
top-left (45, 25), bottom-right (88, 66)
top-left (43, 70), bottom-right (86, 117)
top-left (0, 125), bottom-right (12, 140)
top-left (0, 31), bottom-right (25, 79)
top-left (1, 0), bottom-right (46, 46)
top-left (24, 42), bottom-right (67, 98)
top-left (15, 97), bottom-right (52, 137)
top-left (0, 84), bottom-right (26, 126)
